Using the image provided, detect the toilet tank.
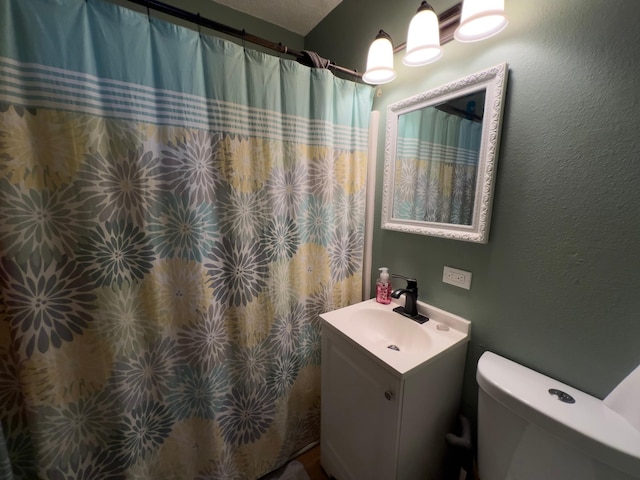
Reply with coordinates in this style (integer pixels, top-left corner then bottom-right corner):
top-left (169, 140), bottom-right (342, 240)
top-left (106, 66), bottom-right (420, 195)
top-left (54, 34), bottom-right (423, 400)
top-left (477, 352), bottom-right (640, 480)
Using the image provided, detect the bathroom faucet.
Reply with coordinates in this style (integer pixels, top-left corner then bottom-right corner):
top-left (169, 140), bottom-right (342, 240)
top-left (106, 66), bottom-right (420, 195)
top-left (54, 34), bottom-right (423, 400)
top-left (391, 275), bottom-right (419, 317)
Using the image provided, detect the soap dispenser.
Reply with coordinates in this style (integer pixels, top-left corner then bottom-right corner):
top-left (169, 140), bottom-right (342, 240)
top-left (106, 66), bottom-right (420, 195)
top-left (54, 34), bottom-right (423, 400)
top-left (376, 267), bottom-right (392, 304)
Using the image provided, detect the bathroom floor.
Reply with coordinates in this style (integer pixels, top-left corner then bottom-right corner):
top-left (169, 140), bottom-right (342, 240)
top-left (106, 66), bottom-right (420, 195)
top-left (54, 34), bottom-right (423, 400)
top-left (296, 445), bottom-right (330, 479)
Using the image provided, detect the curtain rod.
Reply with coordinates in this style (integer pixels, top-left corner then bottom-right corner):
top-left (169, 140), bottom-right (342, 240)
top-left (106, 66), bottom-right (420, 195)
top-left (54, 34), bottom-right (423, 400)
top-left (125, 0), bottom-right (362, 79)
top-left (125, 0), bottom-right (462, 81)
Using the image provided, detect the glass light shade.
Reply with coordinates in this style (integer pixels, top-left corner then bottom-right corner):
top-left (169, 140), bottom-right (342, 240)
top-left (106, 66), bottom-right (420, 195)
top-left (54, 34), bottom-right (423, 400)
top-left (403, 7), bottom-right (442, 66)
top-left (454, 0), bottom-right (508, 42)
top-left (362, 32), bottom-right (396, 85)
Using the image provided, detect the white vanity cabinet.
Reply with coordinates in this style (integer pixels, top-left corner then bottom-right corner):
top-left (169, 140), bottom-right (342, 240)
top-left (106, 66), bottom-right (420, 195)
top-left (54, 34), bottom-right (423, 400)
top-left (320, 299), bottom-right (470, 480)
top-left (321, 323), bottom-right (400, 479)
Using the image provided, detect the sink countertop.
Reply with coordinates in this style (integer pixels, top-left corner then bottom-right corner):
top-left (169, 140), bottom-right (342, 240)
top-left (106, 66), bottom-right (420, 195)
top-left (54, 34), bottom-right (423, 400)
top-left (320, 298), bottom-right (471, 375)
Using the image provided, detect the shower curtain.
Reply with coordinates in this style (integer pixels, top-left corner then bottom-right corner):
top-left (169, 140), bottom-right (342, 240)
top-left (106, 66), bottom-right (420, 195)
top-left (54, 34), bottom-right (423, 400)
top-left (393, 107), bottom-right (481, 225)
top-left (0, 0), bottom-right (374, 478)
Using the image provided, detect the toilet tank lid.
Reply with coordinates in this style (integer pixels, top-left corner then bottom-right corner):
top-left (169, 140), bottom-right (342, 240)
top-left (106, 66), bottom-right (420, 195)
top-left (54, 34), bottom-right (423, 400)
top-left (477, 351), bottom-right (640, 477)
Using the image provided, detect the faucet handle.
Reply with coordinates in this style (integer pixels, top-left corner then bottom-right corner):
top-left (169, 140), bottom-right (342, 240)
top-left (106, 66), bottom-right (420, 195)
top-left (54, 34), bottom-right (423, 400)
top-left (391, 274), bottom-right (417, 289)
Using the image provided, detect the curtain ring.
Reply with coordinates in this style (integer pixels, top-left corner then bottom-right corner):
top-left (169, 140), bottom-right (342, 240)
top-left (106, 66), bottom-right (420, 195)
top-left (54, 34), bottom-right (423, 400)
top-left (197, 13), bottom-right (202, 36)
top-left (242, 29), bottom-right (246, 50)
top-left (146, 5), bottom-right (150, 20)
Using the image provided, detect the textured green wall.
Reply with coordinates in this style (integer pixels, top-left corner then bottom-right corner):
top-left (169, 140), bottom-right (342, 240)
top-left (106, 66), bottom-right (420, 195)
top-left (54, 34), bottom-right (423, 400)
top-left (307, 0), bottom-right (640, 418)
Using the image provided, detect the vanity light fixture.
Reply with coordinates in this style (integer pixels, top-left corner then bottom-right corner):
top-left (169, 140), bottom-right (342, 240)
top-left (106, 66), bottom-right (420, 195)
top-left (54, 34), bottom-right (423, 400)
top-left (403, 1), bottom-right (442, 67)
top-left (454, 0), bottom-right (508, 42)
top-left (363, 1), bottom-right (508, 85)
top-left (362, 30), bottom-right (397, 85)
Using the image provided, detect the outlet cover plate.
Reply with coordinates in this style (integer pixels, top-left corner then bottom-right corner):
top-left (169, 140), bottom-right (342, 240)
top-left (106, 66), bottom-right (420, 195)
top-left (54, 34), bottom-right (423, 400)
top-left (442, 266), bottom-right (472, 290)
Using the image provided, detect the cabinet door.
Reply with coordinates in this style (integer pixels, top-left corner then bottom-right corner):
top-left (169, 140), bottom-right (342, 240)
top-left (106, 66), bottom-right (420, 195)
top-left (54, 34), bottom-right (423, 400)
top-left (321, 325), bottom-right (401, 480)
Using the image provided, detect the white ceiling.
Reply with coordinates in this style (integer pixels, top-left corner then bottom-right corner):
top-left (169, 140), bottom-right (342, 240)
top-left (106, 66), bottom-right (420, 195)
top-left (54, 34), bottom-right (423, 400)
top-left (212, 0), bottom-right (343, 36)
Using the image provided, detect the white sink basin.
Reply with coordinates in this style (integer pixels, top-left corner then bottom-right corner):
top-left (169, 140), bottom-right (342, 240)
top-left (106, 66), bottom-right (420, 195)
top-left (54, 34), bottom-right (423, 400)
top-left (321, 298), bottom-right (470, 374)
top-left (348, 308), bottom-right (432, 354)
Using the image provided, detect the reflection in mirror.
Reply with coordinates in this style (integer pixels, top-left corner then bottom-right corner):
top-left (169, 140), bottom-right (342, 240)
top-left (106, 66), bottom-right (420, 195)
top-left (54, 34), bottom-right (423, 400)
top-left (394, 90), bottom-right (486, 225)
top-left (382, 63), bottom-right (508, 243)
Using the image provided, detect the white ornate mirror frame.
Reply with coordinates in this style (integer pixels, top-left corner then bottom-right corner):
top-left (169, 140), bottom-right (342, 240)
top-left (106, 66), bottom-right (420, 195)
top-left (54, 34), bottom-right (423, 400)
top-left (381, 62), bottom-right (508, 243)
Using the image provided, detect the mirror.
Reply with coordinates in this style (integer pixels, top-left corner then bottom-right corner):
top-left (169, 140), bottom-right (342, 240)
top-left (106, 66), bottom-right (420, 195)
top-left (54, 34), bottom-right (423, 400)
top-left (381, 63), bottom-right (508, 243)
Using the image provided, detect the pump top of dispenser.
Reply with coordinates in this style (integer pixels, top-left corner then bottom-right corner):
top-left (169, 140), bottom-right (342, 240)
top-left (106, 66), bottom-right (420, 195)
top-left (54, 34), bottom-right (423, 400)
top-left (378, 267), bottom-right (389, 284)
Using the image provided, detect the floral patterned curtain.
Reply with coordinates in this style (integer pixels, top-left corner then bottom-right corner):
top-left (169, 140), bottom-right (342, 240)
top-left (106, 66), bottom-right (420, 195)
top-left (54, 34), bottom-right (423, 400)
top-left (0, 0), bottom-right (374, 478)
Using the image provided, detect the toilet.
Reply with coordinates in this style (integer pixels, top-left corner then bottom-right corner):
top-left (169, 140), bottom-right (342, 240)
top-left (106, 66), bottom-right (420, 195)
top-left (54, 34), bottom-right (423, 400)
top-left (476, 351), bottom-right (640, 480)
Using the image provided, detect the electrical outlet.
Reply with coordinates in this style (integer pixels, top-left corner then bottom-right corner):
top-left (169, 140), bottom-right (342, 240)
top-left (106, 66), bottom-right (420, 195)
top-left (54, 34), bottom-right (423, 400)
top-left (442, 266), bottom-right (472, 290)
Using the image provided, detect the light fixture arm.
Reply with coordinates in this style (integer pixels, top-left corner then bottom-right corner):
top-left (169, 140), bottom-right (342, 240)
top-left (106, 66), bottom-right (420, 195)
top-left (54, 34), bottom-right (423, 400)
top-left (375, 29), bottom-right (393, 42)
top-left (417, 1), bottom-right (435, 13)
